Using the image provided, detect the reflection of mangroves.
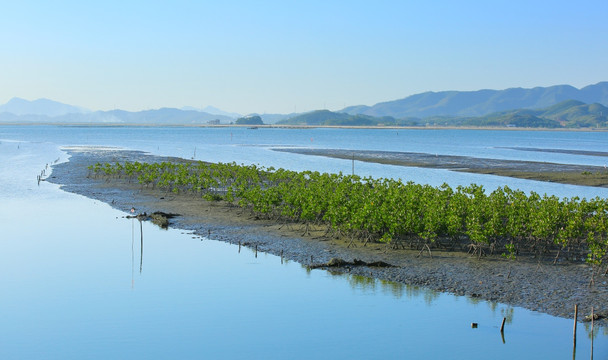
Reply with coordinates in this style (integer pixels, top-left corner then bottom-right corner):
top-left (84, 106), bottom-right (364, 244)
top-left (327, 272), bottom-right (414, 300)
top-left (349, 275), bottom-right (406, 298)
top-left (90, 161), bottom-right (608, 281)
top-left (125, 212), bottom-right (179, 275)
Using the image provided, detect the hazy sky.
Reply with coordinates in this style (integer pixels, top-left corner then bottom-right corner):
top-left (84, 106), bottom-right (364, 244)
top-left (1, 0), bottom-right (607, 114)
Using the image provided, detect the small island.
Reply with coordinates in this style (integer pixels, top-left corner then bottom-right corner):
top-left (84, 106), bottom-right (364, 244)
top-left (235, 115), bottom-right (264, 125)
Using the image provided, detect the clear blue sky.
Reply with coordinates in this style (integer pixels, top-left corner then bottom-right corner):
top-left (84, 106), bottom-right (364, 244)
top-left (1, 0), bottom-right (607, 114)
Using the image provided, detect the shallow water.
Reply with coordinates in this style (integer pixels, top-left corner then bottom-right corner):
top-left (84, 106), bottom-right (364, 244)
top-left (0, 127), bottom-right (607, 359)
top-left (3, 125), bottom-right (608, 199)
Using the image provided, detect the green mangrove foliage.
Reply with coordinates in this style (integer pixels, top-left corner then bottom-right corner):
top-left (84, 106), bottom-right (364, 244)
top-left (89, 161), bottom-right (608, 270)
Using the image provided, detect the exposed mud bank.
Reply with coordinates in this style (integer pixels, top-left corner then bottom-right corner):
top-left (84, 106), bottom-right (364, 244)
top-left (273, 148), bottom-right (608, 187)
top-left (47, 147), bottom-right (608, 325)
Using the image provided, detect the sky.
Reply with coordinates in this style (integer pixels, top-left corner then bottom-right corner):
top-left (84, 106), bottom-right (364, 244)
top-left (1, 0), bottom-right (607, 115)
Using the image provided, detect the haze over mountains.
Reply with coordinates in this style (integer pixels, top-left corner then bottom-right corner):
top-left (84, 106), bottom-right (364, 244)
top-left (2, 82), bottom-right (607, 127)
top-left (0, 98), bottom-right (236, 125)
top-left (0, 97), bottom-right (90, 117)
top-left (180, 105), bottom-right (241, 119)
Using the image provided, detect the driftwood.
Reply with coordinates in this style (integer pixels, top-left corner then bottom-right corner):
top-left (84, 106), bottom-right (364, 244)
top-left (309, 257), bottom-right (394, 269)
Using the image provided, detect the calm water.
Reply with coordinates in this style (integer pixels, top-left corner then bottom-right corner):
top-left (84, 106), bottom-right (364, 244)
top-left (0, 126), bottom-right (606, 359)
top-left (4, 125), bottom-right (608, 199)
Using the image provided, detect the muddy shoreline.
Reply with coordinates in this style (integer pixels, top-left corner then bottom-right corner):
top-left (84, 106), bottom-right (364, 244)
top-left (48, 147), bottom-right (608, 325)
top-left (273, 148), bottom-right (608, 187)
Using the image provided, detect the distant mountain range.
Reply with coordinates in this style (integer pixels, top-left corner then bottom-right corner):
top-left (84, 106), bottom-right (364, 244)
top-left (431, 100), bottom-right (608, 128)
top-left (2, 82), bottom-right (608, 127)
top-left (279, 100), bottom-right (608, 128)
top-left (0, 97), bottom-right (90, 117)
top-left (278, 110), bottom-right (413, 127)
top-left (0, 97), bottom-right (297, 125)
top-left (252, 112), bottom-right (299, 124)
top-left (0, 98), bottom-right (236, 124)
top-left (0, 106), bottom-right (234, 125)
top-left (181, 105), bottom-right (242, 118)
top-left (342, 82), bottom-right (608, 118)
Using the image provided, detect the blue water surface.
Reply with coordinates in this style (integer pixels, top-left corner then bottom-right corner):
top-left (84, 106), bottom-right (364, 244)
top-left (0, 126), bottom-right (606, 359)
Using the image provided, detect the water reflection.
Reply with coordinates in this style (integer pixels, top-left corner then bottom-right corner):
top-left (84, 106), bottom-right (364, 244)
top-left (583, 320), bottom-right (608, 340)
top-left (152, 217), bottom-right (608, 352)
top-left (325, 268), bottom-right (526, 330)
top-left (3, 134), bottom-right (608, 359)
top-left (343, 273), bottom-right (378, 293)
top-left (131, 219), bottom-right (134, 288)
top-left (381, 279), bottom-right (406, 298)
top-left (139, 219), bottom-right (143, 273)
top-left (501, 306), bottom-right (515, 325)
top-left (407, 284), bottom-right (441, 305)
top-left (326, 271), bottom-right (443, 305)
top-left (130, 217), bottom-right (145, 288)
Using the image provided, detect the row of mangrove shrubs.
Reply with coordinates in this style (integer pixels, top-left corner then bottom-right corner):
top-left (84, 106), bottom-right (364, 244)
top-left (89, 161), bottom-right (608, 271)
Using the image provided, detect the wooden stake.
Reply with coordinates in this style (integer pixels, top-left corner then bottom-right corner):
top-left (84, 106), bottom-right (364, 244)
top-left (255, 245), bottom-right (258, 258)
top-left (573, 304), bottom-right (578, 348)
top-left (500, 317), bottom-right (506, 333)
top-left (591, 307), bottom-right (594, 359)
top-left (139, 219), bottom-right (143, 274)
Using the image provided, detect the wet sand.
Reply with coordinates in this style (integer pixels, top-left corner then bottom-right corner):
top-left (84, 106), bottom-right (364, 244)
top-left (273, 148), bottom-right (608, 187)
top-left (48, 148), bottom-right (608, 324)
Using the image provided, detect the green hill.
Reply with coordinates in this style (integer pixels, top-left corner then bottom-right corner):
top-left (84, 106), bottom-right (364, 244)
top-left (277, 101), bottom-right (608, 129)
top-left (541, 102), bottom-right (608, 127)
top-left (342, 82), bottom-right (608, 118)
top-left (462, 113), bottom-right (561, 128)
top-left (277, 110), bottom-right (416, 126)
top-left (463, 101), bottom-right (608, 128)
top-left (235, 115), bottom-right (264, 125)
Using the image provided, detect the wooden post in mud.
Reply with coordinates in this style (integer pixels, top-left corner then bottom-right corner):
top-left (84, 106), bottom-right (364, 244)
top-left (500, 317), bottom-right (506, 333)
top-left (238, 240), bottom-right (241, 253)
top-left (591, 307), bottom-right (594, 359)
top-left (573, 304), bottom-right (578, 348)
top-left (280, 249), bottom-right (283, 264)
top-left (255, 245), bottom-right (258, 258)
top-left (139, 219), bottom-right (143, 273)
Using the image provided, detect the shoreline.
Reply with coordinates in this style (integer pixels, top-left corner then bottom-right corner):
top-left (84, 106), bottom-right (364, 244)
top-left (274, 148), bottom-right (608, 188)
top-left (2, 122), bottom-right (608, 132)
top-left (48, 148), bottom-right (608, 325)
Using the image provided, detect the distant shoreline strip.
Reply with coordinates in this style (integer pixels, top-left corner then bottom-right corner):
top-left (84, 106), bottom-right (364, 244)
top-left (272, 147), bottom-right (608, 187)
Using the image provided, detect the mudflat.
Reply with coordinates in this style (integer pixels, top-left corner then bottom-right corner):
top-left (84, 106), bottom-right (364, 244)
top-left (48, 148), bottom-right (608, 324)
top-left (273, 148), bottom-right (608, 187)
